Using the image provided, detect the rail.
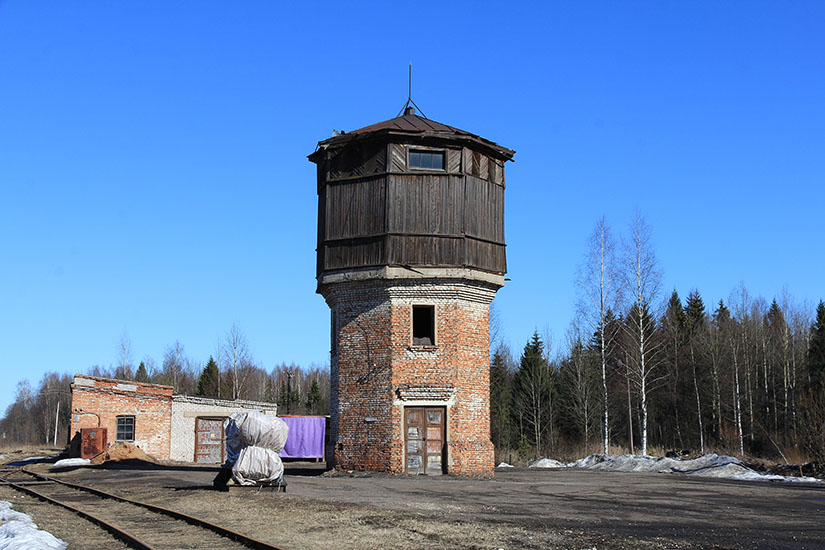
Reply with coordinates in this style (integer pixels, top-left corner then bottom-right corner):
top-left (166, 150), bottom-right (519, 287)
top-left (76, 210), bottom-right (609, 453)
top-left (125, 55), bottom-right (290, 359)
top-left (0, 467), bottom-right (286, 550)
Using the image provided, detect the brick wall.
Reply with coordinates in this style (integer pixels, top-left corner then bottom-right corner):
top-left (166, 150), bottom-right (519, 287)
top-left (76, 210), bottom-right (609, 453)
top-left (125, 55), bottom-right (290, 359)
top-left (322, 278), bottom-right (499, 477)
top-left (70, 376), bottom-right (173, 460)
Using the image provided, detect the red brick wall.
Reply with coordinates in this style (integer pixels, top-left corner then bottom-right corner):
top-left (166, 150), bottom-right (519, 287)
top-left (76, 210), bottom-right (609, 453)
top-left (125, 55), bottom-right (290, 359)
top-left (324, 279), bottom-right (498, 477)
top-left (70, 376), bottom-right (173, 460)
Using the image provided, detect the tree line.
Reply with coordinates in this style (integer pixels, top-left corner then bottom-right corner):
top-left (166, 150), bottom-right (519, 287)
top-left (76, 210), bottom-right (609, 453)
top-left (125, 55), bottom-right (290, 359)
top-left (491, 214), bottom-right (825, 463)
top-left (3, 214), bottom-right (823, 464)
top-left (0, 324), bottom-right (330, 447)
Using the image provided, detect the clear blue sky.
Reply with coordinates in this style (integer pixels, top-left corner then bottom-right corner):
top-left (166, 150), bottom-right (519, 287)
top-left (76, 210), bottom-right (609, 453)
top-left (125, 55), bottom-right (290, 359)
top-left (1, 2), bottom-right (823, 413)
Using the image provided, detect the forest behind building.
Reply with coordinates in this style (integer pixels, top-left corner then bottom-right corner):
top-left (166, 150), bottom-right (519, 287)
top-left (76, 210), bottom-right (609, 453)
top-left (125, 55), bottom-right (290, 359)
top-left (491, 215), bottom-right (825, 465)
top-left (2, 214), bottom-right (824, 468)
top-left (0, 324), bottom-right (329, 448)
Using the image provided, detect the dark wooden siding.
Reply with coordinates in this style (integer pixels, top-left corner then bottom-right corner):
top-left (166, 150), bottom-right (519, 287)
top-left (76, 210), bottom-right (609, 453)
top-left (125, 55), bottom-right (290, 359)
top-left (324, 176), bottom-right (387, 240)
top-left (389, 144), bottom-right (405, 173)
top-left (465, 238), bottom-right (506, 273)
top-left (464, 175), bottom-right (505, 244)
top-left (317, 142), bottom-right (506, 276)
top-left (327, 142), bottom-right (386, 181)
top-left (446, 148), bottom-right (461, 174)
top-left (386, 235), bottom-right (464, 267)
top-left (324, 236), bottom-right (386, 272)
top-left (386, 174), bottom-right (463, 236)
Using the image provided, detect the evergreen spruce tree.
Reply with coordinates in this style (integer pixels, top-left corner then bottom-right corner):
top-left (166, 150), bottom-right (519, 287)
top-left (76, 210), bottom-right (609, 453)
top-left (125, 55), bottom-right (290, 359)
top-left (135, 361), bottom-right (149, 383)
top-left (799, 301), bottom-right (825, 461)
top-left (713, 300), bottom-right (731, 328)
top-left (263, 377), bottom-right (275, 403)
top-left (305, 379), bottom-right (322, 414)
top-left (279, 379), bottom-right (295, 413)
top-left (661, 290), bottom-right (687, 449)
top-left (512, 332), bottom-right (553, 456)
top-left (196, 356), bottom-right (220, 397)
top-left (683, 289), bottom-right (708, 452)
top-left (807, 300), bottom-right (825, 388)
top-left (684, 291), bottom-right (707, 334)
top-left (490, 345), bottom-right (513, 452)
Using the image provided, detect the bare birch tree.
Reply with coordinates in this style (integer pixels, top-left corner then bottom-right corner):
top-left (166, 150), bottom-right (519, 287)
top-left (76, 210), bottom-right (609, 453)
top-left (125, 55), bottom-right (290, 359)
top-left (576, 216), bottom-right (619, 454)
top-left (115, 332), bottom-right (134, 380)
top-left (222, 324), bottom-right (251, 400)
top-left (620, 212), bottom-right (663, 456)
top-left (729, 327), bottom-right (746, 456)
top-left (161, 342), bottom-right (187, 390)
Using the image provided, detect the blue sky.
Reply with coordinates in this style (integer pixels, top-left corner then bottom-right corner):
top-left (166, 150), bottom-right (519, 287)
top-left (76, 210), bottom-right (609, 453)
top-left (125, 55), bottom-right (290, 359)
top-left (1, 2), bottom-right (823, 413)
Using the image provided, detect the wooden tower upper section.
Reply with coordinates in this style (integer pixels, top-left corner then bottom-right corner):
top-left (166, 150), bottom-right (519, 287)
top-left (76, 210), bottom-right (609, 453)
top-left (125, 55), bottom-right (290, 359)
top-left (309, 107), bottom-right (515, 287)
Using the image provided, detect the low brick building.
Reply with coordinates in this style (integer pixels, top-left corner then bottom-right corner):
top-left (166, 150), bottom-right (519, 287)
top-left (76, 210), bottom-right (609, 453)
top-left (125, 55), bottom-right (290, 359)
top-left (70, 375), bottom-right (173, 459)
top-left (70, 375), bottom-right (277, 463)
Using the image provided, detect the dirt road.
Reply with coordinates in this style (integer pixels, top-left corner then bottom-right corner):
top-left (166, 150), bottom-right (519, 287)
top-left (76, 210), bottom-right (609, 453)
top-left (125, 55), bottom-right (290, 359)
top-left (15, 461), bottom-right (825, 549)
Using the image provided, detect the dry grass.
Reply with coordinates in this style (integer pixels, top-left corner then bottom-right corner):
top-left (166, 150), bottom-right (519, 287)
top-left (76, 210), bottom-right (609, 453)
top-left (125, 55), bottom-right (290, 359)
top-left (113, 484), bottom-right (679, 550)
top-left (0, 486), bottom-right (131, 550)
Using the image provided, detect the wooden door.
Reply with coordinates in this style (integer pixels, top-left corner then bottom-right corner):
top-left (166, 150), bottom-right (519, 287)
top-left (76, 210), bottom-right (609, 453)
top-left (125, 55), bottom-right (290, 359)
top-left (195, 417), bottom-right (224, 463)
top-left (405, 407), bottom-right (445, 475)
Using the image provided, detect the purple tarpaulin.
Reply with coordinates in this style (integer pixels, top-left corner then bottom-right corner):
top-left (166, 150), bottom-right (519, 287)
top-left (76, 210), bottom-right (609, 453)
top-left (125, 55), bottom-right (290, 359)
top-left (278, 416), bottom-right (326, 459)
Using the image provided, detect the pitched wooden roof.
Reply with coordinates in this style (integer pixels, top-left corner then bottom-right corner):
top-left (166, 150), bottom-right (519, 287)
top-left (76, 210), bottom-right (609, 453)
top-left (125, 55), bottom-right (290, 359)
top-left (311, 111), bottom-right (515, 161)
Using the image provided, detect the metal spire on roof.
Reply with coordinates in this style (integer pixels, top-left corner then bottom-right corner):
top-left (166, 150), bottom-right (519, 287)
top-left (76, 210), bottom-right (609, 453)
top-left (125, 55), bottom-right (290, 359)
top-left (396, 62), bottom-right (428, 119)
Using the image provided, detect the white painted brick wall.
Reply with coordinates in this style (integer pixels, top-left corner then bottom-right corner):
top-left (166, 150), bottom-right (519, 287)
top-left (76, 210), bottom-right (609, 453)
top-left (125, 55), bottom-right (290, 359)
top-left (169, 396), bottom-right (277, 462)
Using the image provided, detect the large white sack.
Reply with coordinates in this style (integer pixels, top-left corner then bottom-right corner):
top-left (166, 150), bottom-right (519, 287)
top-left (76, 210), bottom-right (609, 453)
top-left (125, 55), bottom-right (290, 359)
top-left (231, 446), bottom-right (284, 486)
top-left (224, 411), bottom-right (289, 464)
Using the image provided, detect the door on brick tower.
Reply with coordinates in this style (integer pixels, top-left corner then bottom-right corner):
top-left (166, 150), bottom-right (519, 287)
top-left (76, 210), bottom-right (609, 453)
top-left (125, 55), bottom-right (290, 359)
top-left (405, 407), bottom-right (446, 475)
top-left (195, 417), bottom-right (225, 463)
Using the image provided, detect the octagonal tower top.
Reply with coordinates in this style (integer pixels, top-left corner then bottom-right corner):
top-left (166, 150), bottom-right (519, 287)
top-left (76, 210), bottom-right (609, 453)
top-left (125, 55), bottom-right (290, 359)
top-left (309, 108), bottom-right (515, 291)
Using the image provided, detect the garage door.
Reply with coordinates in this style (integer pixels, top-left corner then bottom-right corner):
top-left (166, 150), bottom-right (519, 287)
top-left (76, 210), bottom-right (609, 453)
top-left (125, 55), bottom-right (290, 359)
top-left (195, 417), bottom-right (225, 463)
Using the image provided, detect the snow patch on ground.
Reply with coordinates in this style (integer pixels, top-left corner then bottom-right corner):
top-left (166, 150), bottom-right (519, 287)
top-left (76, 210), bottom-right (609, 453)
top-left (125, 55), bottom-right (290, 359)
top-left (0, 501), bottom-right (67, 550)
top-left (6, 457), bottom-right (45, 467)
top-left (496, 462), bottom-right (514, 468)
top-left (51, 458), bottom-right (90, 469)
top-left (569, 453), bottom-right (822, 483)
top-left (528, 458), bottom-right (565, 468)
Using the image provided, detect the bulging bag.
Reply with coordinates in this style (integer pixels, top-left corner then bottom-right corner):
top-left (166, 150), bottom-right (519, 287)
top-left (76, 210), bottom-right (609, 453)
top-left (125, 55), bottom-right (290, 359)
top-left (231, 445), bottom-right (284, 486)
top-left (224, 411), bottom-right (289, 465)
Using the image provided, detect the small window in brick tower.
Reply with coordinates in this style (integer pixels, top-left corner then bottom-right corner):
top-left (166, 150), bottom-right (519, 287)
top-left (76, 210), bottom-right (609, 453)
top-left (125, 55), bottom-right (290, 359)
top-left (412, 305), bottom-right (435, 346)
top-left (116, 416), bottom-right (135, 442)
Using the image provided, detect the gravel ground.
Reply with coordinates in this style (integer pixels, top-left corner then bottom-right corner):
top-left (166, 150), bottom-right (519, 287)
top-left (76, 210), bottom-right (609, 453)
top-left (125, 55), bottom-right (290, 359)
top-left (6, 456), bottom-right (823, 549)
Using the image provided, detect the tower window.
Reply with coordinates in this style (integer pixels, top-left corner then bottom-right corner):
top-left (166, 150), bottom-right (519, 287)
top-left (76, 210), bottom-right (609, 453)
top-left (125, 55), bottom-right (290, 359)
top-left (409, 150), bottom-right (444, 170)
top-left (116, 416), bottom-right (135, 441)
top-left (412, 305), bottom-right (435, 346)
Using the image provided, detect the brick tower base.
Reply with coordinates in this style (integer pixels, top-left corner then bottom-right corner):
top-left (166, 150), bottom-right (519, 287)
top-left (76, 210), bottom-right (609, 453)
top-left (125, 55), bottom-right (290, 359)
top-left (321, 270), bottom-right (501, 477)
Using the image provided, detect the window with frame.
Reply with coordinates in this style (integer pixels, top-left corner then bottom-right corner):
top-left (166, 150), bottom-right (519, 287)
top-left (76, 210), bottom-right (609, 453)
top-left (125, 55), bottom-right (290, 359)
top-left (116, 416), bottom-right (135, 441)
top-left (412, 305), bottom-right (435, 346)
top-left (409, 150), bottom-right (444, 170)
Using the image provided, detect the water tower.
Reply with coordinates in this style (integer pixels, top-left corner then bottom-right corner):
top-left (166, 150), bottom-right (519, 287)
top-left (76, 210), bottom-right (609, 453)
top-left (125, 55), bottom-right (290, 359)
top-left (309, 105), bottom-right (514, 476)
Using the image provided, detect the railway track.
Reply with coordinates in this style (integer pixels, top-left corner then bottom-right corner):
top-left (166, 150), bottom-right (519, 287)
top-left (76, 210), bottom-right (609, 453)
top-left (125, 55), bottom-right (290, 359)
top-left (1, 467), bottom-right (286, 550)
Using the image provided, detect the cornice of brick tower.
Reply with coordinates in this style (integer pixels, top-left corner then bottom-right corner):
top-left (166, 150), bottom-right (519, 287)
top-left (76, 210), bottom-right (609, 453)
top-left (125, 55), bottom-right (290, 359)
top-left (309, 108), bottom-right (514, 477)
